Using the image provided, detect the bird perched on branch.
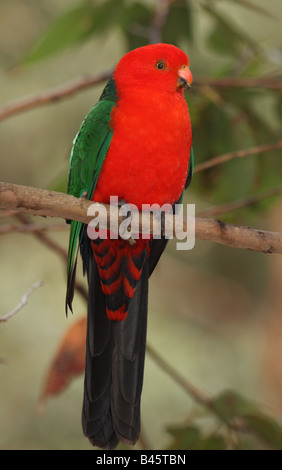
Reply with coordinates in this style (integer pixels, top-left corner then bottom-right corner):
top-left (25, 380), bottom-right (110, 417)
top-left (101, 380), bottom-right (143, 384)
top-left (66, 43), bottom-right (193, 449)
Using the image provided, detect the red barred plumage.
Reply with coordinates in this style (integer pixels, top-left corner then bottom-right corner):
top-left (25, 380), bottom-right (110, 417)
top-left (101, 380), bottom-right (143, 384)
top-left (91, 238), bottom-right (150, 320)
top-left (127, 256), bottom-right (143, 281)
top-left (106, 303), bottom-right (127, 322)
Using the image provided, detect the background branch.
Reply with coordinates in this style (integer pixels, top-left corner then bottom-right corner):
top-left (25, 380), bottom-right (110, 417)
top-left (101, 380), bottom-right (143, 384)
top-left (0, 70), bottom-right (112, 122)
top-left (1, 181), bottom-right (281, 255)
top-left (194, 140), bottom-right (282, 173)
top-left (0, 280), bottom-right (43, 323)
top-left (197, 186), bottom-right (282, 218)
top-left (150, 0), bottom-right (170, 43)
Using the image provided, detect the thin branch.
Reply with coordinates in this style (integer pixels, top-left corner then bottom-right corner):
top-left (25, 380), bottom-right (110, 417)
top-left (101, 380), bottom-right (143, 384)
top-left (197, 186), bottom-right (282, 218)
top-left (194, 140), bottom-right (282, 173)
top-left (0, 280), bottom-right (43, 322)
top-left (0, 70), bottom-right (112, 122)
top-left (150, 0), bottom-right (170, 43)
top-left (0, 182), bottom-right (281, 254)
top-left (147, 343), bottom-right (211, 407)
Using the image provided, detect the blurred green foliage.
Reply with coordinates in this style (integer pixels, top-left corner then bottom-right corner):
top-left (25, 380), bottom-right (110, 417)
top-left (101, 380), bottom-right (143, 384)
top-left (0, 0), bottom-right (282, 451)
top-left (165, 389), bottom-right (282, 450)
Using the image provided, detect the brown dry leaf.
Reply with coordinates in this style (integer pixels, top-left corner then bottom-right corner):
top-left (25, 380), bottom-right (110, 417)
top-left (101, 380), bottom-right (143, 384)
top-left (38, 317), bottom-right (86, 411)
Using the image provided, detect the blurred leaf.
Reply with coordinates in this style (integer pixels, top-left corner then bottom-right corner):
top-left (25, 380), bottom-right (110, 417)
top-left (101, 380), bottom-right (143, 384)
top-left (239, 57), bottom-right (263, 77)
top-left (208, 22), bottom-right (241, 55)
top-left (214, 153), bottom-right (257, 203)
top-left (38, 317), bottom-right (86, 411)
top-left (22, 1), bottom-right (124, 64)
top-left (193, 100), bottom-right (236, 164)
top-left (194, 434), bottom-right (227, 450)
top-left (237, 102), bottom-right (282, 188)
top-left (211, 390), bottom-right (282, 449)
top-left (232, 436), bottom-right (261, 450)
top-left (163, 0), bottom-right (192, 44)
top-left (211, 390), bottom-right (256, 425)
top-left (228, 0), bottom-right (275, 19)
top-left (203, 3), bottom-right (260, 56)
top-left (244, 413), bottom-right (282, 450)
top-left (191, 100), bottom-right (238, 201)
top-left (22, 5), bottom-right (95, 64)
top-left (167, 424), bottom-right (227, 450)
top-left (241, 104), bottom-right (278, 143)
top-left (167, 425), bottom-right (202, 450)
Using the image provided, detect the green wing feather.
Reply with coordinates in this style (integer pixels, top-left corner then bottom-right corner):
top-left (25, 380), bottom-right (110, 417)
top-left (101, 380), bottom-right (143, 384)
top-left (178, 146), bottom-right (194, 204)
top-left (66, 77), bottom-right (118, 312)
top-left (186, 146), bottom-right (194, 190)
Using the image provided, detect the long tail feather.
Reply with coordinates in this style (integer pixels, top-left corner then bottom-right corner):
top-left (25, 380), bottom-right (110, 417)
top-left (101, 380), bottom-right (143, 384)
top-left (82, 249), bottom-right (149, 449)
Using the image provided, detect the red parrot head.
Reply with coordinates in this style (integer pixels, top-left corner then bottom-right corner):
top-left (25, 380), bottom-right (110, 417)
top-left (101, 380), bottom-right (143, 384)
top-left (113, 43), bottom-right (192, 94)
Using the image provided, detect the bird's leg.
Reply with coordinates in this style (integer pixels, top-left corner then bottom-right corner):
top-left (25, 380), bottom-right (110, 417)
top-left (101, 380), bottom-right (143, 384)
top-left (118, 198), bottom-right (137, 246)
top-left (161, 211), bottom-right (166, 237)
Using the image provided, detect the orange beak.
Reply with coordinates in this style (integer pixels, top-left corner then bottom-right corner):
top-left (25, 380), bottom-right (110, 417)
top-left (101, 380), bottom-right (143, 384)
top-left (177, 65), bottom-right (193, 90)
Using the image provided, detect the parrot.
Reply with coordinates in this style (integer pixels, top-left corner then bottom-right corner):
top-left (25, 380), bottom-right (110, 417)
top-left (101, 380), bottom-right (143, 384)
top-left (66, 43), bottom-right (193, 450)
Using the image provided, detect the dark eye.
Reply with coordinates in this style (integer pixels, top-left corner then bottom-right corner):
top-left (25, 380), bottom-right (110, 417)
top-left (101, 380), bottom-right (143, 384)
top-left (155, 60), bottom-right (166, 70)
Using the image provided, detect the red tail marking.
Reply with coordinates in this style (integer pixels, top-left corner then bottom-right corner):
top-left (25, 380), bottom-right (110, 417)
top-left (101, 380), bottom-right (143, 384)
top-left (106, 304), bottom-right (127, 321)
top-left (123, 276), bottom-right (136, 299)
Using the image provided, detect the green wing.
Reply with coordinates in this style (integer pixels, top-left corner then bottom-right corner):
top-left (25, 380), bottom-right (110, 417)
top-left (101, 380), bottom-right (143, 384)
top-left (185, 146), bottom-right (194, 190)
top-left (66, 77), bottom-right (118, 312)
top-left (178, 146), bottom-right (194, 204)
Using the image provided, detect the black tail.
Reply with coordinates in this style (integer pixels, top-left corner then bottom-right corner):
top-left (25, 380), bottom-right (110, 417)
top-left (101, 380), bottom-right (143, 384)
top-left (82, 252), bottom-right (149, 449)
